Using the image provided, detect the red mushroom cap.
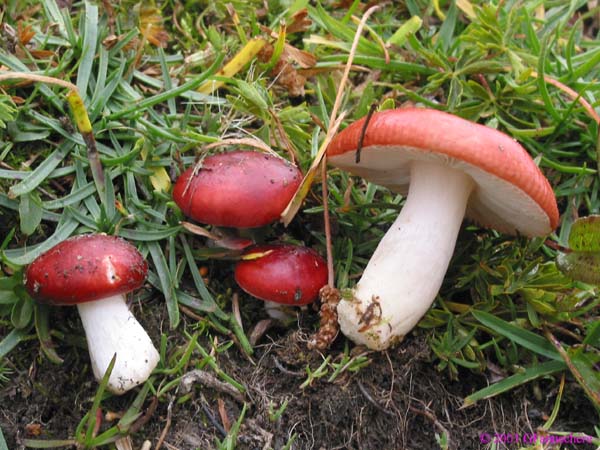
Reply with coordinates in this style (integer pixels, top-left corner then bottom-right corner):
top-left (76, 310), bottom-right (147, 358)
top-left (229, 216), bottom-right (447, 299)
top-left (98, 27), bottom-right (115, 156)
top-left (327, 108), bottom-right (559, 236)
top-left (235, 244), bottom-right (328, 305)
top-left (25, 234), bottom-right (148, 305)
top-left (172, 151), bottom-right (302, 228)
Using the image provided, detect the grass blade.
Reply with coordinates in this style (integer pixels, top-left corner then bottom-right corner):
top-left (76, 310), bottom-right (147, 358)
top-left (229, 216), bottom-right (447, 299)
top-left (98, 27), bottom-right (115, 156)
top-left (0, 327), bottom-right (32, 359)
top-left (118, 226), bottom-right (182, 242)
top-left (84, 354), bottom-right (116, 444)
top-left (20, 439), bottom-right (77, 448)
top-left (472, 310), bottom-right (561, 360)
top-left (180, 235), bottom-right (224, 317)
top-left (19, 192), bottom-right (43, 235)
top-left (8, 143), bottom-right (74, 198)
top-left (107, 52), bottom-right (225, 120)
top-left (3, 216), bottom-right (79, 265)
top-left (0, 426), bottom-right (8, 450)
top-left (40, 0), bottom-right (68, 39)
top-left (34, 304), bottom-right (64, 364)
top-left (147, 241), bottom-right (180, 329)
top-left (463, 360), bottom-right (566, 406)
top-left (76, 2), bottom-right (98, 96)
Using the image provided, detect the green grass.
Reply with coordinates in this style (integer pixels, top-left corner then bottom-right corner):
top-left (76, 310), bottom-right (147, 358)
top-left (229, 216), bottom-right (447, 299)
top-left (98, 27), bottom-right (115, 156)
top-left (1, 0), bottom-right (600, 447)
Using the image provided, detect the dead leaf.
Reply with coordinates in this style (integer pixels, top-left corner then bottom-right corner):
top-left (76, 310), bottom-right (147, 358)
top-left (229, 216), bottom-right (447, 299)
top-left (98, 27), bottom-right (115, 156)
top-left (25, 423), bottom-right (42, 436)
top-left (283, 43), bottom-right (317, 68)
top-left (218, 398), bottom-right (231, 432)
top-left (139, 6), bottom-right (170, 48)
top-left (29, 50), bottom-right (56, 59)
top-left (259, 41), bottom-right (316, 98)
top-left (287, 9), bottom-right (312, 34)
top-left (102, 34), bottom-right (139, 51)
top-left (17, 22), bottom-right (35, 45)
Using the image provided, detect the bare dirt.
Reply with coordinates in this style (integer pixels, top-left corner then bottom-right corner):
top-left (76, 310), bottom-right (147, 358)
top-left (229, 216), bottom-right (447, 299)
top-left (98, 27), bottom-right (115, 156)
top-left (1, 301), bottom-right (598, 450)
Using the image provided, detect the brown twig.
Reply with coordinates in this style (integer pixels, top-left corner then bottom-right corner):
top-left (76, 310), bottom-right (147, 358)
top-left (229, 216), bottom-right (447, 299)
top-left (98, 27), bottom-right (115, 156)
top-left (128, 396), bottom-right (159, 434)
top-left (201, 137), bottom-right (279, 155)
top-left (407, 400), bottom-right (451, 442)
top-left (217, 398), bottom-right (231, 433)
top-left (154, 397), bottom-right (173, 450)
top-left (355, 103), bottom-right (378, 164)
top-left (269, 108), bottom-right (299, 163)
top-left (531, 72), bottom-right (600, 125)
top-left (199, 394), bottom-right (228, 437)
top-left (543, 239), bottom-right (571, 253)
top-left (280, 3), bottom-right (384, 225)
top-left (0, 72), bottom-right (76, 90)
top-left (305, 4), bottom-right (384, 351)
top-left (357, 380), bottom-right (395, 416)
top-left (321, 159), bottom-right (335, 288)
top-left (249, 319), bottom-right (276, 346)
top-left (544, 329), bottom-right (600, 406)
top-left (179, 369), bottom-right (245, 403)
top-left (271, 355), bottom-right (304, 377)
top-left (545, 322), bottom-right (583, 343)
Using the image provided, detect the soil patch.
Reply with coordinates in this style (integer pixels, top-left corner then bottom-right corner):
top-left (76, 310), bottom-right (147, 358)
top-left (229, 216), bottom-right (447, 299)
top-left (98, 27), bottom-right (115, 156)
top-left (3, 313), bottom-right (597, 449)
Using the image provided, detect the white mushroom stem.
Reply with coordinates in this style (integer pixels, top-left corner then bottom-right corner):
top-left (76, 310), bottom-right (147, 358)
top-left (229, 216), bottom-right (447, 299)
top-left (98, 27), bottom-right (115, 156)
top-left (76, 295), bottom-right (160, 394)
top-left (263, 300), bottom-right (296, 322)
top-left (337, 160), bottom-right (474, 350)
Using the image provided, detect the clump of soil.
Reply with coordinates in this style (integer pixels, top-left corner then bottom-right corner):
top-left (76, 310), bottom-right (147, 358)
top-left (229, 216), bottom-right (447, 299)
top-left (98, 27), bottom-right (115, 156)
top-left (1, 309), bottom-right (597, 450)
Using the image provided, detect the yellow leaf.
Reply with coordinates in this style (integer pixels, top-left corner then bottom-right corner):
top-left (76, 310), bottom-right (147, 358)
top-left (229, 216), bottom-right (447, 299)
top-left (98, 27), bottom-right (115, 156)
top-left (197, 38), bottom-right (267, 95)
top-left (66, 90), bottom-right (92, 134)
top-left (140, 140), bottom-right (171, 193)
top-left (139, 6), bottom-right (169, 47)
top-left (240, 250), bottom-right (273, 260)
top-left (456, 0), bottom-right (476, 20)
top-left (280, 112), bottom-right (346, 226)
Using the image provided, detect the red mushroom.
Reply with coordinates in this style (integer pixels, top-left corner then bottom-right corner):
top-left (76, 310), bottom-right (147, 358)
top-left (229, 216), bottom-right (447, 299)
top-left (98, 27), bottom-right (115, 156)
top-left (24, 234), bottom-right (159, 394)
top-left (327, 108), bottom-right (559, 350)
top-left (235, 244), bottom-right (328, 319)
top-left (173, 151), bottom-right (302, 229)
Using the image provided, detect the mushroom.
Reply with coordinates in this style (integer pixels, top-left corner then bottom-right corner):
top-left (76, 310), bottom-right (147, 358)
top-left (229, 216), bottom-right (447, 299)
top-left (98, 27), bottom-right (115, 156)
top-left (235, 244), bottom-right (328, 320)
top-left (172, 151), bottom-right (302, 229)
top-left (326, 108), bottom-right (559, 350)
top-left (24, 234), bottom-right (160, 394)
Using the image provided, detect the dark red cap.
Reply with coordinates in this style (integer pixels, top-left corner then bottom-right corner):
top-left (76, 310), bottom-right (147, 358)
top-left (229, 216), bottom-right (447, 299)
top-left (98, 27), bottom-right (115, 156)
top-left (25, 234), bottom-right (148, 305)
top-left (235, 244), bottom-right (328, 305)
top-left (172, 151), bottom-right (302, 228)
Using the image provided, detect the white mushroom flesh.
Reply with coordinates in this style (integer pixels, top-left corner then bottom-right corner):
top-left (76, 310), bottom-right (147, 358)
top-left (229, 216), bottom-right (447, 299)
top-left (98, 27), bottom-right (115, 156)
top-left (336, 160), bottom-right (474, 349)
top-left (77, 294), bottom-right (160, 394)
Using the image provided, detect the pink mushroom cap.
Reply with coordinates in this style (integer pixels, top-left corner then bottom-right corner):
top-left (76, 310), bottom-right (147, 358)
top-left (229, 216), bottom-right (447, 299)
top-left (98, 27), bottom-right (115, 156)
top-left (327, 108), bottom-right (559, 236)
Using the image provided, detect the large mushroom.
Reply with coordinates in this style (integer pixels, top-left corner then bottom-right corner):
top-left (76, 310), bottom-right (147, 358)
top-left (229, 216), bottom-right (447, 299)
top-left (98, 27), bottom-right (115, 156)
top-left (24, 234), bottom-right (160, 394)
top-left (172, 151), bottom-right (302, 229)
top-left (327, 108), bottom-right (559, 350)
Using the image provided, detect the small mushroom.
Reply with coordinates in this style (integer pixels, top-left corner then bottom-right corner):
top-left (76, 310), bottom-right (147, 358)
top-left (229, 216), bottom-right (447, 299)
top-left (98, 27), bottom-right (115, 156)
top-left (172, 151), bottom-right (302, 229)
top-left (24, 234), bottom-right (160, 394)
top-left (235, 244), bottom-right (328, 320)
top-left (327, 108), bottom-right (559, 350)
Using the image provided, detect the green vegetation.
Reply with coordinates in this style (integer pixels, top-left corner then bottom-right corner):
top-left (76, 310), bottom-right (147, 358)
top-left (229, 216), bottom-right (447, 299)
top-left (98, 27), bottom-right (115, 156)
top-left (1, 0), bottom-right (599, 448)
